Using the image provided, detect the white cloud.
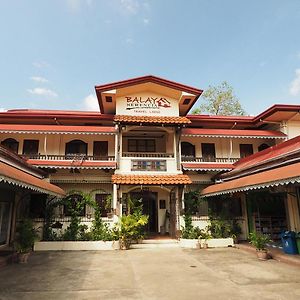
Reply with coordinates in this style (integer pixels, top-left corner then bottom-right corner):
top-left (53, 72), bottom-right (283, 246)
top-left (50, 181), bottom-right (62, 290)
top-left (27, 88), bottom-right (58, 97)
top-left (120, 0), bottom-right (140, 15)
top-left (143, 18), bottom-right (149, 25)
top-left (66, 0), bottom-right (93, 12)
top-left (32, 61), bottom-right (50, 69)
top-left (0, 108), bottom-right (7, 112)
top-left (289, 69), bottom-right (300, 96)
top-left (125, 37), bottom-right (134, 44)
top-left (30, 76), bottom-right (49, 83)
top-left (83, 94), bottom-right (99, 111)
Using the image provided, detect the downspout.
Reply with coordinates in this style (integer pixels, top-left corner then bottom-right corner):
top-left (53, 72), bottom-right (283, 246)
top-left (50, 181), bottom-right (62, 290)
top-left (228, 122), bottom-right (237, 162)
top-left (44, 134), bottom-right (48, 159)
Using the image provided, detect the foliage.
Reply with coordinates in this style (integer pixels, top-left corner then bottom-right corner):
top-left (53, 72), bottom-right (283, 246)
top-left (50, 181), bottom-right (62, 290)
top-left (184, 191), bottom-right (201, 215)
top-left (249, 232), bottom-right (271, 251)
top-left (105, 194), bottom-right (113, 211)
top-left (113, 212), bottom-right (149, 248)
top-left (15, 219), bottom-right (39, 253)
top-left (181, 214), bottom-right (209, 240)
top-left (207, 214), bottom-right (241, 239)
top-left (191, 81), bottom-right (246, 116)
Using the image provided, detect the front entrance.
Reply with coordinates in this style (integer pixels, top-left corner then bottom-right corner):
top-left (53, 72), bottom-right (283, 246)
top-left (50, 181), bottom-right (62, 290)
top-left (131, 191), bottom-right (158, 234)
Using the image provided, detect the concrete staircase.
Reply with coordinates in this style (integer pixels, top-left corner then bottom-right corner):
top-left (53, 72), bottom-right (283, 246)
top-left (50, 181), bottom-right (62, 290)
top-left (131, 239), bottom-right (179, 249)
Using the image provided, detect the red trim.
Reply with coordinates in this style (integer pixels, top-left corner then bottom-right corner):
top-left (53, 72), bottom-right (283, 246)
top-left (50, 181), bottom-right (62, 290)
top-left (182, 163), bottom-right (234, 170)
top-left (0, 124), bottom-right (116, 134)
top-left (182, 128), bottom-right (286, 138)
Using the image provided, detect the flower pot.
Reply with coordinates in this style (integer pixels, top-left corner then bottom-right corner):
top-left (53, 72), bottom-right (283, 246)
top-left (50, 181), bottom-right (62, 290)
top-left (119, 239), bottom-right (131, 250)
top-left (18, 252), bottom-right (30, 264)
top-left (256, 249), bottom-right (268, 260)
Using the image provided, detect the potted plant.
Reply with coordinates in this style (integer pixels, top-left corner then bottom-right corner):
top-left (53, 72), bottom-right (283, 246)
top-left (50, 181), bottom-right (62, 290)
top-left (249, 232), bottom-right (271, 260)
top-left (199, 230), bottom-right (211, 249)
top-left (15, 219), bottom-right (38, 263)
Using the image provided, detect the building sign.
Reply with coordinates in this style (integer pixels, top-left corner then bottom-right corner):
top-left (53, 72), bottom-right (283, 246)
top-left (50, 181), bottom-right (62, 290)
top-left (126, 96), bottom-right (171, 110)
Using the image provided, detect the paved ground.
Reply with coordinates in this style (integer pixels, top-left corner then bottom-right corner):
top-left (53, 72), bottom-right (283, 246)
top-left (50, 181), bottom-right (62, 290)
top-left (0, 247), bottom-right (300, 300)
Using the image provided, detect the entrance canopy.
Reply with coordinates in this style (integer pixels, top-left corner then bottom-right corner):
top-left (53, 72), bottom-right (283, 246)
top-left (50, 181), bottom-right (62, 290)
top-left (201, 162), bottom-right (300, 197)
top-left (112, 174), bottom-right (192, 185)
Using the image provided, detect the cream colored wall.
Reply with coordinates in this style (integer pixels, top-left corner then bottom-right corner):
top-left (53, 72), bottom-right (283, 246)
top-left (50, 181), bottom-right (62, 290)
top-left (116, 92), bottom-right (179, 116)
top-left (0, 133), bottom-right (115, 156)
top-left (181, 136), bottom-right (278, 158)
top-left (287, 121), bottom-right (300, 139)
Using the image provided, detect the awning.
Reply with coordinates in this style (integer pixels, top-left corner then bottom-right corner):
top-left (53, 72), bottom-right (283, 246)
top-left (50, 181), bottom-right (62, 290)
top-left (0, 161), bottom-right (65, 197)
top-left (182, 128), bottom-right (286, 139)
top-left (0, 124), bottom-right (116, 135)
top-left (114, 115), bottom-right (191, 125)
top-left (112, 174), bottom-right (192, 185)
top-left (28, 160), bottom-right (116, 169)
top-left (201, 162), bottom-right (300, 197)
top-left (182, 163), bottom-right (234, 171)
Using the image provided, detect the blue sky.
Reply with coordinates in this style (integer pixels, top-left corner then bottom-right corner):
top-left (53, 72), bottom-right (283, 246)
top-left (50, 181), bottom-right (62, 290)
top-left (0, 0), bottom-right (299, 115)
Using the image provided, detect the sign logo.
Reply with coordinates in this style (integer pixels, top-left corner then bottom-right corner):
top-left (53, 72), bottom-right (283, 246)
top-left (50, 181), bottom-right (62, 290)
top-left (126, 96), bottom-right (171, 110)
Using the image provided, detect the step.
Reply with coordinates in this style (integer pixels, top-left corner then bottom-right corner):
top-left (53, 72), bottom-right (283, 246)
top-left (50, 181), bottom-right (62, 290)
top-left (131, 239), bottom-right (179, 249)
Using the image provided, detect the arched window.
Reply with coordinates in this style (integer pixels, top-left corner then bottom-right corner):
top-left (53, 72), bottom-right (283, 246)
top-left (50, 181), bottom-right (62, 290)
top-left (181, 142), bottom-right (195, 158)
top-left (65, 140), bottom-right (87, 157)
top-left (1, 138), bottom-right (19, 153)
top-left (258, 143), bottom-right (270, 152)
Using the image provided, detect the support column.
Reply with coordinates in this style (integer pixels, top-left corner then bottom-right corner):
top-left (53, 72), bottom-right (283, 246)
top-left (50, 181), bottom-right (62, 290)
top-left (240, 194), bottom-right (249, 240)
top-left (286, 187), bottom-right (300, 231)
top-left (113, 184), bottom-right (118, 211)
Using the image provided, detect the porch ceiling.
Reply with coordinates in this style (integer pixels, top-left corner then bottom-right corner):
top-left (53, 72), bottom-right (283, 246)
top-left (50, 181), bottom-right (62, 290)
top-left (201, 162), bottom-right (300, 197)
top-left (112, 174), bottom-right (192, 185)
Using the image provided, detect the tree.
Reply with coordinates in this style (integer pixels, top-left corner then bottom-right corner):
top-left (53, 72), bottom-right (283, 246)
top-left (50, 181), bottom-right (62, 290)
top-left (191, 81), bottom-right (246, 116)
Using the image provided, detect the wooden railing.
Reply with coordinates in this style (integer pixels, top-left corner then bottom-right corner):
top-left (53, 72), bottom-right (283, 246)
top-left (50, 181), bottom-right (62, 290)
top-left (22, 154), bottom-right (115, 161)
top-left (181, 156), bottom-right (240, 163)
top-left (122, 152), bottom-right (174, 158)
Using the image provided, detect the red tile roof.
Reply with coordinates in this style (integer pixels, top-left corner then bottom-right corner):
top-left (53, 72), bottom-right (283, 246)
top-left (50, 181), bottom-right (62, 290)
top-left (28, 160), bottom-right (116, 169)
top-left (0, 124), bottom-right (116, 134)
top-left (201, 161), bottom-right (300, 197)
top-left (182, 163), bottom-right (234, 171)
top-left (114, 115), bottom-right (191, 124)
top-left (230, 135), bottom-right (300, 174)
top-left (0, 161), bottom-right (65, 196)
top-left (182, 128), bottom-right (286, 139)
top-left (112, 174), bottom-right (192, 185)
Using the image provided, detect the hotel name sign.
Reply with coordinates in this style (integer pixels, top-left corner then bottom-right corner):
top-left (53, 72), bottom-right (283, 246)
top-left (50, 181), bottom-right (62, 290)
top-left (125, 96), bottom-right (171, 114)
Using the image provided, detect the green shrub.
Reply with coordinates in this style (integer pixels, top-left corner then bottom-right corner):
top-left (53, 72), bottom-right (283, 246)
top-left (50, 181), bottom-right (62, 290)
top-left (249, 232), bottom-right (271, 250)
top-left (15, 219), bottom-right (38, 253)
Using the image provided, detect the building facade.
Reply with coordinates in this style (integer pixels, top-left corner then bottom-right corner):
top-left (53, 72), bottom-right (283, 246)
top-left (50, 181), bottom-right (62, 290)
top-left (0, 75), bottom-right (300, 244)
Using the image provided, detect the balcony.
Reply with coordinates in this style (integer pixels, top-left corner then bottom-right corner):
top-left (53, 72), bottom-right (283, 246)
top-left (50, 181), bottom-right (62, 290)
top-left (22, 154), bottom-right (115, 161)
top-left (122, 152), bottom-right (174, 158)
top-left (181, 156), bottom-right (240, 163)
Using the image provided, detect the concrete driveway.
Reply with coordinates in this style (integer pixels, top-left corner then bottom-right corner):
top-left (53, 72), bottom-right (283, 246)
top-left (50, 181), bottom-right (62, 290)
top-left (0, 247), bottom-right (299, 300)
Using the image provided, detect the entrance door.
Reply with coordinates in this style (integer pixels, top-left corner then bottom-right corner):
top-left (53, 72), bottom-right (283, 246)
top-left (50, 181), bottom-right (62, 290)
top-left (93, 141), bottom-right (108, 159)
top-left (131, 191), bottom-right (158, 233)
top-left (0, 202), bottom-right (12, 247)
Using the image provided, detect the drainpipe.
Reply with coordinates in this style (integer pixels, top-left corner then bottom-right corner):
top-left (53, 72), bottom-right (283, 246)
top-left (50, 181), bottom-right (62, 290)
top-left (44, 135), bottom-right (48, 159)
top-left (228, 122), bottom-right (237, 162)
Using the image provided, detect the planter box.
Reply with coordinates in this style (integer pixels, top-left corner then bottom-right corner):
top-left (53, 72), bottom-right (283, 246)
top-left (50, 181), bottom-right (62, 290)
top-left (179, 239), bottom-right (200, 249)
top-left (34, 241), bottom-right (119, 251)
top-left (207, 238), bottom-right (234, 248)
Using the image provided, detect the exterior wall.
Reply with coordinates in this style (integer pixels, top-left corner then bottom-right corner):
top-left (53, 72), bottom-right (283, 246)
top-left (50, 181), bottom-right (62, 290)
top-left (287, 121), bottom-right (300, 139)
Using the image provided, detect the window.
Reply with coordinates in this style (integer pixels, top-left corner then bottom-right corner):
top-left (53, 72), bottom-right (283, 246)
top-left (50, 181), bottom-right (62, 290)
top-left (22, 139), bottom-right (39, 157)
top-left (239, 144), bottom-right (253, 158)
top-left (132, 160), bottom-right (166, 171)
top-left (93, 141), bottom-right (108, 159)
top-left (258, 143), bottom-right (270, 152)
top-left (29, 194), bottom-right (46, 218)
top-left (95, 194), bottom-right (110, 217)
top-left (181, 142), bottom-right (195, 158)
top-left (65, 140), bottom-right (87, 158)
top-left (64, 194), bottom-right (85, 216)
top-left (208, 197), bottom-right (242, 217)
top-left (128, 139), bottom-right (155, 152)
top-left (1, 138), bottom-right (19, 153)
top-left (201, 143), bottom-right (216, 162)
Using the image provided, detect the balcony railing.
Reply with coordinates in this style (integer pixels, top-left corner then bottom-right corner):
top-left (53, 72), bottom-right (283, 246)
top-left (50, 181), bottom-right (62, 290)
top-left (181, 156), bottom-right (240, 163)
top-left (122, 152), bottom-right (174, 158)
top-left (22, 154), bottom-right (115, 161)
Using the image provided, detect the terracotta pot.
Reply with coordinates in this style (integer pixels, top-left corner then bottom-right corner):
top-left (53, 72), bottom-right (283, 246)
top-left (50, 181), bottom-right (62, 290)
top-left (18, 252), bottom-right (30, 264)
top-left (119, 239), bottom-right (130, 250)
top-left (256, 249), bottom-right (268, 260)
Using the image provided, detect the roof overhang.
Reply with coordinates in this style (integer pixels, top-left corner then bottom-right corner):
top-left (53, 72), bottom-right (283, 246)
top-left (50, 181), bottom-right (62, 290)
top-left (182, 163), bottom-right (234, 172)
top-left (201, 162), bottom-right (300, 197)
top-left (112, 174), bottom-right (192, 185)
top-left (0, 161), bottom-right (65, 197)
top-left (0, 124), bottom-right (116, 135)
top-left (95, 75), bottom-right (203, 116)
top-left (114, 115), bottom-right (191, 125)
top-left (182, 128), bottom-right (287, 139)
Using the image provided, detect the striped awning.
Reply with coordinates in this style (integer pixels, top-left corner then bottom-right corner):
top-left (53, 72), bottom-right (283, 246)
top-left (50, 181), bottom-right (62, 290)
top-left (201, 162), bottom-right (300, 197)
